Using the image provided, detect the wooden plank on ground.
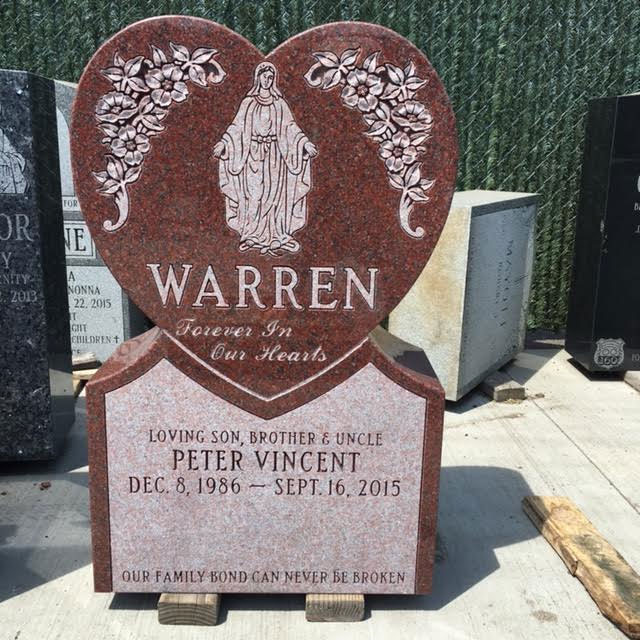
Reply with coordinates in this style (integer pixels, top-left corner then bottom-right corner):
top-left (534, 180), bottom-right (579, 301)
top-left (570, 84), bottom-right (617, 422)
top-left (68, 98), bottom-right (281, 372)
top-left (72, 367), bottom-right (99, 381)
top-left (157, 593), bottom-right (220, 626)
top-left (71, 351), bottom-right (100, 370)
top-left (305, 593), bottom-right (365, 622)
top-left (523, 496), bottom-right (640, 639)
top-left (72, 377), bottom-right (84, 397)
top-left (624, 371), bottom-right (640, 393)
top-left (480, 370), bottom-right (525, 402)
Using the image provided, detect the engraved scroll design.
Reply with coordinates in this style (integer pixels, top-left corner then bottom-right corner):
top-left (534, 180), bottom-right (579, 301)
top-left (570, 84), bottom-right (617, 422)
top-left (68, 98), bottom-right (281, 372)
top-left (93, 44), bottom-right (226, 231)
top-left (304, 48), bottom-right (434, 238)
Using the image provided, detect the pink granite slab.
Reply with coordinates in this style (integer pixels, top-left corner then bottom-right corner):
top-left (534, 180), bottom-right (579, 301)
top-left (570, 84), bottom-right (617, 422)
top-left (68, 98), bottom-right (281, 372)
top-left (86, 326), bottom-right (444, 594)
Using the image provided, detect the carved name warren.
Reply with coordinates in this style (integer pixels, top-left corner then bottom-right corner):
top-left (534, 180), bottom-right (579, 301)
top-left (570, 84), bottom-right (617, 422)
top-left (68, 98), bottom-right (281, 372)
top-left (146, 263), bottom-right (379, 310)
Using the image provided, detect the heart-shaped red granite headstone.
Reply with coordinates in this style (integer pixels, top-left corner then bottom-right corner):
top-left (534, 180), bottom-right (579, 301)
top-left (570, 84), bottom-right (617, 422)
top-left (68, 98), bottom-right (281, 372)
top-left (71, 16), bottom-right (457, 405)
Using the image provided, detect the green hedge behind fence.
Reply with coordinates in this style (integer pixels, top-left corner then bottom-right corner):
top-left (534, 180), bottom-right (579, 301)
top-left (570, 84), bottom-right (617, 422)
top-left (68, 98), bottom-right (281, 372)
top-left (1, 0), bottom-right (639, 328)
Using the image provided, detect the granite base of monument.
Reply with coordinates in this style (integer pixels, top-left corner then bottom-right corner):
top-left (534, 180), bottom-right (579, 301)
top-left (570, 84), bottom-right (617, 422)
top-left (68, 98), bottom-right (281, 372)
top-left (566, 94), bottom-right (640, 373)
top-left (86, 327), bottom-right (444, 595)
top-left (0, 69), bottom-right (75, 461)
top-left (389, 190), bottom-right (537, 401)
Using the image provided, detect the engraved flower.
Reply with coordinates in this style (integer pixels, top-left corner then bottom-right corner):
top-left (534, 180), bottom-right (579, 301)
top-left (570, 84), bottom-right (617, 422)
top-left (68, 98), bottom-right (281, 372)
top-left (380, 62), bottom-right (427, 102)
top-left (110, 124), bottom-right (150, 166)
top-left (145, 64), bottom-right (189, 107)
top-left (95, 91), bottom-right (137, 123)
top-left (341, 69), bottom-right (384, 112)
top-left (391, 100), bottom-right (433, 133)
top-left (379, 131), bottom-right (418, 172)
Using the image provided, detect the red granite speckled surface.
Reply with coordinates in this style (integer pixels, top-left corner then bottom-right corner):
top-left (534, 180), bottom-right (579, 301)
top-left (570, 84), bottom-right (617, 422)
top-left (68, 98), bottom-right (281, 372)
top-left (74, 16), bottom-right (457, 596)
top-left (71, 17), bottom-right (457, 414)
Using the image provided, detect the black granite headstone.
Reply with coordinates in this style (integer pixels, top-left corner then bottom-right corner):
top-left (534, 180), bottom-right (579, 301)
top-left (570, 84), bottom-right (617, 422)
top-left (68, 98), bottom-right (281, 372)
top-left (0, 70), bottom-right (75, 460)
top-left (566, 94), bottom-right (640, 372)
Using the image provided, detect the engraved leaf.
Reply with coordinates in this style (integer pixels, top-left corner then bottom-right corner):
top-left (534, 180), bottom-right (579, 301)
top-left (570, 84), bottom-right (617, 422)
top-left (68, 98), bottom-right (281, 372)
top-left (313, 51), bottom-right (340, 68)
top-left (99, 123), bottom-right (118, 138)
top-left (405, 162), bottom-right (421, 188)
top-left (124, 165), bottom-right (142, 184)
top-left (386, 63), bottom-right (404, 85)
top-left (404, 60), bottom-right (416, 78)
top-left (98, 179), bottom-right (121, 195)
top-left (406, 77), bottom-right (427, 92)
top-left (206, 60), bottom-right (226, 85)
top-left (381, 84), bottom-right (401, 100)
top-left (137, 95), bottom-right (154, 114)
top-left (388, 173), bottom-right (404, 190)
top-left (340, 48), bottom-right (360, 68)
top-left (410, 133), bottom-right (429, 146)
top-left (188, 64), bottom-right (208, 87)
top-left (191, 47), bottom-right (217, 65)
top-left (365, 120), bottom-right (388, 137)
top-left (113, 52), bottom-right (125, 67)
top-left (321, 69), bottom-right (342, 90)
top-left (170, 42), bottom-right (190, 62)
top-left (101, 67), bottom-right (124, 83)
top-left (97, 106), bottom-right (137, 123)
top-left (106, 156), bottom-right (125, 181)
top-left (92, 171), bottom-right (109, 184)
top-left (303, 62), bottom-right (325, 88)
top-left (374, 101), bottom-right (392, 119)
top-left (363, 51), bottom-right (380, 73)
top-left (124, 55), bottom-right (144, 76)
top-left (127, 77), bottom-right (150, 93)
top-left (151, 45), bottom-right (167, 67)
top-left (407, 186), bottom-right (429, 202)
top-left (420, 177), bottom-right (436, 191)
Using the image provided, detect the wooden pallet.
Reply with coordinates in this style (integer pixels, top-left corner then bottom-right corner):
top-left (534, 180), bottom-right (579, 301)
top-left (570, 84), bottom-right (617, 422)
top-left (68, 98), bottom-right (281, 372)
top-left (523, 496), bottom-right (640, 639)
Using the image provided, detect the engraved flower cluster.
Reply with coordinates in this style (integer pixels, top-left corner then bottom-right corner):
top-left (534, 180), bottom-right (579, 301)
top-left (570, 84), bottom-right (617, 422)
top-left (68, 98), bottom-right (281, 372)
top-left (304, 49), bottom-right (435, 238)
top-left (93, 43), bottom-right (226, 231)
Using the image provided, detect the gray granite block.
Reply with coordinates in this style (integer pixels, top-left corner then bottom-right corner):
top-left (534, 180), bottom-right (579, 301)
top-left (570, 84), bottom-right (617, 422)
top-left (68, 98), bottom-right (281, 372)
top-left (389, 190), bottom-right (538, 401)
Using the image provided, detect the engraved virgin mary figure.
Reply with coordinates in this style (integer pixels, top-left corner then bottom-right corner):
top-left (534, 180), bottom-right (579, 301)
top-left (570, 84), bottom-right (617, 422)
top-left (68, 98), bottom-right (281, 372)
top-left (213, 62), bottom-right (317, 255)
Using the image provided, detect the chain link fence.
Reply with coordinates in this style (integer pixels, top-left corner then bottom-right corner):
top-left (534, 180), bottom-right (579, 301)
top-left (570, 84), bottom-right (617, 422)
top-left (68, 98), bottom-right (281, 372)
top-left (1, 0), bottom-right (639, 328)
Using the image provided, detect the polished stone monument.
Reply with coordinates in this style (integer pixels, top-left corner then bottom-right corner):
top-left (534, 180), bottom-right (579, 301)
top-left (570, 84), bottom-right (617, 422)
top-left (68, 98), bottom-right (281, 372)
top-left (0, 70), bottom-right (75, 461)
top-left (389, 190), bottom-right (537, 400)
top-left (72, 17), bottom-right (457, 594)
top-left (55, 80), bottom-right (147, 363)
top-left (566, 94), bottom-right (640, 372)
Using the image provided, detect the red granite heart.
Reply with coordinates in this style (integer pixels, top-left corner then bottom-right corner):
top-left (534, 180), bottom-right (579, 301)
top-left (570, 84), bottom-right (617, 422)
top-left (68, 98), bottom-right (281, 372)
top-left (72, 17), bottom-right (457, 404)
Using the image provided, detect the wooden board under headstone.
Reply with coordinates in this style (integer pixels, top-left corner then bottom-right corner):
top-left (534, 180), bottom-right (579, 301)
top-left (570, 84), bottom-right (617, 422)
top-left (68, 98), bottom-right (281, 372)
top-left (305, 593), bottom-right (365, 622)
top-left (0, 69), bottom-right (75, 461)
top-left (566, 94), bottom-right (640, 373)
top-left (157, 593), bottom-right (220, 626)
top-left (55, 80), bottom-right (148, 363)
top-left (389, 190), bottom-right (537, 401)
top-left (72, 17), bottom-right (457, 597)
